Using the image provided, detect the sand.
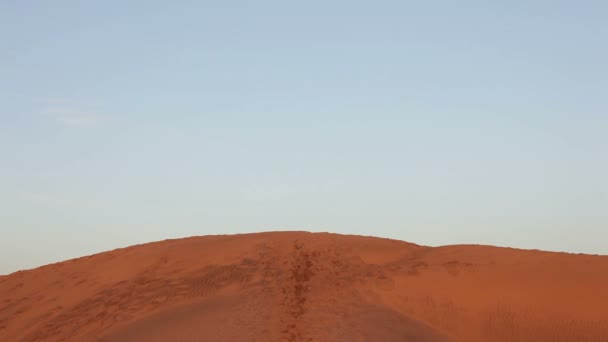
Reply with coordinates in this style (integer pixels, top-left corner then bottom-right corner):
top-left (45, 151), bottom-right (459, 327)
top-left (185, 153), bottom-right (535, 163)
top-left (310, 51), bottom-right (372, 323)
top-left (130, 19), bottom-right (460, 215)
top-left (1, 231), bottom-right (607, 341)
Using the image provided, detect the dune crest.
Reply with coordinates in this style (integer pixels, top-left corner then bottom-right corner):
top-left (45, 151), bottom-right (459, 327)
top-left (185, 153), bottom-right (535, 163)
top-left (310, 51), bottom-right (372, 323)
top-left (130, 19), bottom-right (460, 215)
top-left (1, 231), bottom-right (607, 341)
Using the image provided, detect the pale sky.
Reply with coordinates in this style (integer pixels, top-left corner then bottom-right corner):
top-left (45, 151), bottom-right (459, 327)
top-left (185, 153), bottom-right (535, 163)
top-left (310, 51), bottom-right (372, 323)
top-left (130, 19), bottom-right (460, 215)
top-left (1, 1), bottom-right (607, 274)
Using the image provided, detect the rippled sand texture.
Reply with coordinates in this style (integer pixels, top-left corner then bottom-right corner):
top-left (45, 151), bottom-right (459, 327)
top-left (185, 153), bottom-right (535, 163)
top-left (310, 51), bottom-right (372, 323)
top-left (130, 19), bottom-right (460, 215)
top-left (1, 231), bottom-right (607, 341)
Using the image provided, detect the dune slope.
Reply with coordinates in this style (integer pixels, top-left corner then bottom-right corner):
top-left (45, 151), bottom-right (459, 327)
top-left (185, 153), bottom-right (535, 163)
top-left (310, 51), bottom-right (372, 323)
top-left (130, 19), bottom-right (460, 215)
top-left (1, 231), bottom-right (607, 341)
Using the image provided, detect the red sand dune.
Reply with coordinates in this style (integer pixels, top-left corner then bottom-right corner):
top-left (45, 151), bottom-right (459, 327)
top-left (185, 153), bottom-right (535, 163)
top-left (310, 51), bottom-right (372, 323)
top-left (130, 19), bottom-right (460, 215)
top-left (1, 231), bottom-right (607, 341)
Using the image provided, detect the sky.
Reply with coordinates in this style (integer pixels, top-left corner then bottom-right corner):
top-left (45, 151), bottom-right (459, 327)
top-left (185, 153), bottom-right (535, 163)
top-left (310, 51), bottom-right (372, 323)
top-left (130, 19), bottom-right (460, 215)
top-left (1, 1), bottom-right (607, 274)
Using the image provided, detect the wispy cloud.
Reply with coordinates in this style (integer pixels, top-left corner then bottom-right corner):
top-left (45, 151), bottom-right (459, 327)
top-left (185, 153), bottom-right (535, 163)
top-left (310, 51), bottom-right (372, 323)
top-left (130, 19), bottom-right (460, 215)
top-left (46, 107), bottom-right (112, 127)
top-left (17, 191), bottom-right (70, 207)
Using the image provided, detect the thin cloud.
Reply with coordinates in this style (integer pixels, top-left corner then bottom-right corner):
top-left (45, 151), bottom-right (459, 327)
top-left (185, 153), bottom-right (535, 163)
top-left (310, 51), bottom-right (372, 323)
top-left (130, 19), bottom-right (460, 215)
top-left (17, 191), bottom-right (70, 207)
top-left (46, 107), bottom-right (112, 127)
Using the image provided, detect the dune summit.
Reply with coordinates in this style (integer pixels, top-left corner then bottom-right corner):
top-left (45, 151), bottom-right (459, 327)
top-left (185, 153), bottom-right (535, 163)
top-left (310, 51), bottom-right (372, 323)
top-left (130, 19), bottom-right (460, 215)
top-left (1, 231), bottom-right (607, 341)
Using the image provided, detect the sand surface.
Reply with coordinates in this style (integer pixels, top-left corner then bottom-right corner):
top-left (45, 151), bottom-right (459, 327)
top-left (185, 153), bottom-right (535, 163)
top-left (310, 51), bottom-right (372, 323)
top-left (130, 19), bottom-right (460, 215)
top-left (1, 231), bottom-right (607, 341)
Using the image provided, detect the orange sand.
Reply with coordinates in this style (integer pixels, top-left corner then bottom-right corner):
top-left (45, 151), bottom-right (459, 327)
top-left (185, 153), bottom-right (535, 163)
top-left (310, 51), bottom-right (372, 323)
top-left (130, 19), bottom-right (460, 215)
top-left (1, 231), bottom-right (607, 341)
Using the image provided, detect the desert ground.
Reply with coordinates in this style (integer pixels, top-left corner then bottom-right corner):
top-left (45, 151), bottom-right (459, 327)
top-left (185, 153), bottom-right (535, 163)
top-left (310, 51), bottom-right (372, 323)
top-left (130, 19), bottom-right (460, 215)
top-left (1, 231), bottom-right (607, 341)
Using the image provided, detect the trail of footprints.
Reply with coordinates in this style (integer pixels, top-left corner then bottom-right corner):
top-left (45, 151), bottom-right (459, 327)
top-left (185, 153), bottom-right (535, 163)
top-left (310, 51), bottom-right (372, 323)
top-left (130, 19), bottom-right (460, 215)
top-left (276, 240), bottom-right (395, 342)
top-left (279, 241), bottom-right (317, 342)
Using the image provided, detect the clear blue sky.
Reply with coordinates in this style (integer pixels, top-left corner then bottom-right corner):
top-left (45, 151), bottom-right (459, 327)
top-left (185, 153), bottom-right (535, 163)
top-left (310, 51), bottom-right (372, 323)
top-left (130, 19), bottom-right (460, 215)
top-left (1, 1), bottom-right (606, 274)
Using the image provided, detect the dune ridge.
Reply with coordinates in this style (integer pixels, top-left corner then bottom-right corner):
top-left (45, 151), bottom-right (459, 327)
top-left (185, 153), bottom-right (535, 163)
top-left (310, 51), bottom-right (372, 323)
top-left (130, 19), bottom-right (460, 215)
top-left (1, 231), bottom-right (607, 341)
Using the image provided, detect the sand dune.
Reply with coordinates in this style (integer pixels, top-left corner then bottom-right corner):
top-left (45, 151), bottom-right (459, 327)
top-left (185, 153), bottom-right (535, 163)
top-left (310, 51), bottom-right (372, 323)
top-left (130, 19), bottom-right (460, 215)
top-left (1, 231), bottom-right (607, 341)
